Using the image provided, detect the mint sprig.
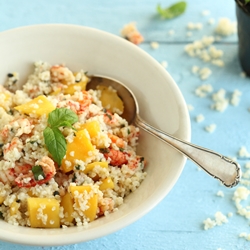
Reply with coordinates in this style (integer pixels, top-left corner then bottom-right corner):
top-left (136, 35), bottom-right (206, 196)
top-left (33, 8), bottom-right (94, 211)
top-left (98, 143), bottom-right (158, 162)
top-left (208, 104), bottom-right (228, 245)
top-left (157, 1), bottom-right (187, 19)
top-left (43, 108), bottom-right (78, 165)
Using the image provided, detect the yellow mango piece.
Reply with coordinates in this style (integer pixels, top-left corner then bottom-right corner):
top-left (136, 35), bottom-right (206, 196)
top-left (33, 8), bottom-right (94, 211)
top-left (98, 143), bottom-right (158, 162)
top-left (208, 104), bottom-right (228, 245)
top-left (84, 161), bottom-right (108, 174)
top-left (50, 87), bottom-right (62, 96)
top-left (70, 185), bottom-right (92, 193)
top-left (79, 121), bottom-right (101, 138)
top-left (15, 95), bottom-right (55, 116)
top-left (0, 196), bottom-right (5, 205)
top-left (79, 121), bottom-right (107, 148)
top-left (61, 129), bottom-right (95, 173)
top-left (61, 192), bottom-right (74, 223)
top-left (9, 201), bottom-right (20, 216)
top-left (97, 85), bottom-right (124, 114)
top-left (64, 81), bottom-right (87, 95)
top-left (84, 194), bottom-right (98, 221)
top-left (0, 91), bottom-right (13, 111)
top-left (99, 177), bottom-right (115, 191)
top-left (27, 197), bottom-right (60, 228)
top-left (4, 92), bottom-right (11, 100)
top-left (1, 92), bottom-right (11, 104)
top-left (27, 190), bottom-right (36, 197)
top-left (69, 185), bottom-right (98, 222)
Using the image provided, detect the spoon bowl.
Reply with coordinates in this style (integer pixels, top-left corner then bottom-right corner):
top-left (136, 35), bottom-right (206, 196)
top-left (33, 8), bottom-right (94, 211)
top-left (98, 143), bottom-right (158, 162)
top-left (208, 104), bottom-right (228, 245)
top-left (88, 76), bottom-right (241, 188)
top-left (87, 76), bottom-right (138, 123)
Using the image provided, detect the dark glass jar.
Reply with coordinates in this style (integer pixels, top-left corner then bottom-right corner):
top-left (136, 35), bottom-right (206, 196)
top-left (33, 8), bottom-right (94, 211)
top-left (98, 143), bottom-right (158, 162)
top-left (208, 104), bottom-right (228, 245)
top-left (236, 0), bottom-right (250, 75)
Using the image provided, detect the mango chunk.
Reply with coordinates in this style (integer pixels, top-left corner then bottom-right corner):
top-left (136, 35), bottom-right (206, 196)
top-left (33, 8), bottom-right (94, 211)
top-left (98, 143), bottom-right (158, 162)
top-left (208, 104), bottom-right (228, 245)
top-left (15, 95), bottom-right (55, 116)
top-left (0, 92), bottom-right (11, 109)
top-left (9, 201), bottom-right (20, 216)
top-left (97, 85), bottom-right (124, 114)
top-left (70, 185), bottom-right (92, 194)
top-left (50, 87), bottom-right (62, 96)
top-left (79, 121), bottom-right (101, 138)
top-left (69, 185), bottom-right (98, 222)
top-left (61, 129), bottom-right (95, 173)
top-left (64, 81), bottom-right (88, 95)
top-left (80, 121), bottom-right (107, 148)
top-left (99, 177), bottom-right (115, 191)
top-left (61, 192), bottom-right (74, 223)
top-left (27, 190), bottom-right (36, 197)
top-left (27, 197), bottom-right (60, 228)
top-left (0, 196), bottom-right (5, 205)
top-left (84, 161), bottom-right (108, 174)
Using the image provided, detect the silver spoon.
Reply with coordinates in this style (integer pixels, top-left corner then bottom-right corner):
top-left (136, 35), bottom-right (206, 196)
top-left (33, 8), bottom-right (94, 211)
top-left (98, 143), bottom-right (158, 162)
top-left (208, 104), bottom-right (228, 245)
top-left (87, 76), bottom-right (241, 188)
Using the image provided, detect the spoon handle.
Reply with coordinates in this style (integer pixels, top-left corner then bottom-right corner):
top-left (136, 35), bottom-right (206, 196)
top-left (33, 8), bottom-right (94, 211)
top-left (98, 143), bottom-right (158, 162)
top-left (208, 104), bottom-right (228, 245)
top-left (135, 116), bottom-right (241, 188)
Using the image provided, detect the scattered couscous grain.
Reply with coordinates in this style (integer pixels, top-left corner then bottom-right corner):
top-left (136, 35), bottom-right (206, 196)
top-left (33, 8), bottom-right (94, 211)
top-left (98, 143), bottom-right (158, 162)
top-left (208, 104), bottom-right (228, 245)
top-left (204, 124), bottom-right (216, 133)
top-left (230, 89), bottom-right (242, 106)
top-left (199, 67), bottom-right (212, 80)
top-left (203, 211), bottom-right (228, 230)
top-left (215, 17), bottom-right (237, 36)
top-left (211, 89), bottom-right (229, 112)
top-left (195, 84), bottom-right (213, 98)
top-left (150, 42), bottom-right (159, 49)
top-left (187, 104), bottom-right (194, 111)
top-left (201, 10), bottom-right (210, 16)
top-left (161, 61), bottom-right (168, 68)
top-left (208, 18), bottom-right (215, 25)
top-left (168, 29), bottom-right (175, 36)
top-left (240, 72), bottom-right (246, 78)
top-left (196, 114), bottom-right (205, 123)
top-left (216, 190), bottom-right (224, 197)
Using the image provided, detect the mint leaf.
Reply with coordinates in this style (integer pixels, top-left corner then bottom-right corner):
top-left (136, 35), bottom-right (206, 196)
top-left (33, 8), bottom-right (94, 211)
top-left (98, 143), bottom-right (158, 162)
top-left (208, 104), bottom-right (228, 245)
top-left (48, 108), bottom-right (78, 128)
top-left (157, 1), bottom-right (187, 19)
top-left (57, 121), bottom-right (74, 128)
top-left (32, 165), bottom-right (45, 180)
top-left (44, 108), bottom-right (79, 165)
top-left (43, 127), bottom-right (67, 165)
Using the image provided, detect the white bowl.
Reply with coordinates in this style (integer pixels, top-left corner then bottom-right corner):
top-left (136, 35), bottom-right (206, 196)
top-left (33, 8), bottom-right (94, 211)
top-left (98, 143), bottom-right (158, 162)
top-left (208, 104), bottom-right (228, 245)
top-left (0, 24), bottom-right (191, 246)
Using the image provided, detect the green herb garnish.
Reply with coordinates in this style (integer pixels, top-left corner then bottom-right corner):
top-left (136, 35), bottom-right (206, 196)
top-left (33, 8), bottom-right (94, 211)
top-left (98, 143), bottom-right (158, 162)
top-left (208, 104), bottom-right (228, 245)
top-left (32, 165), bottom-right (45, 180)
top-left (29, 140), bottom-right (38, 145)
top-left (47, 108), bottom-right (78, 129)
top-left (72, 173), bottom-right (77, 182)
top-left (43, 108), bottom-right (78, 165)
top-left (157, 1), bottom-right (187, 19)
top-left (8, 109), bottom-right (14, 115)
top-left (99, 148), bottom-right (110, 154)
top-left (53, 191), bottom-right (60, 196)
top-left (107, 114), bottom-right (112, 120)
top-left (75, 165), bottom-right (81, 170)
top-left (43, 127), bottom-right (67, 165)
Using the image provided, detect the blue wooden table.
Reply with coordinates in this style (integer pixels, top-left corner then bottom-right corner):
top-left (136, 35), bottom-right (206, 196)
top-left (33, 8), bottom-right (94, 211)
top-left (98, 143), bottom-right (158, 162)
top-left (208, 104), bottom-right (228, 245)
top-left (1, 0), bottom-right (249, 249)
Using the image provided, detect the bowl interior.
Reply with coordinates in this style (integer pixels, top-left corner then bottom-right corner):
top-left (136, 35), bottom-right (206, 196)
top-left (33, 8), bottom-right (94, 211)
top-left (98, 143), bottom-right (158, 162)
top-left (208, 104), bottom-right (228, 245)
top-left (0, 24), bottom-right (191, 246)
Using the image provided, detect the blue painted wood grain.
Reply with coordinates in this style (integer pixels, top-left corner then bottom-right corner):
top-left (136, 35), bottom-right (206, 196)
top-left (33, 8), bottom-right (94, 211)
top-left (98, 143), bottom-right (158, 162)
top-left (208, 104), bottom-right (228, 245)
top-left (1, 0), bottom-right (250, 249)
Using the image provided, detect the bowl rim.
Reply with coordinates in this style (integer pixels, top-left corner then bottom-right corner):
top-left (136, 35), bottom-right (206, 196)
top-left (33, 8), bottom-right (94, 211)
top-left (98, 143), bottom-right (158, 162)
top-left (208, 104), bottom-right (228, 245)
top-left (0, 23), bottom-right (191, 246)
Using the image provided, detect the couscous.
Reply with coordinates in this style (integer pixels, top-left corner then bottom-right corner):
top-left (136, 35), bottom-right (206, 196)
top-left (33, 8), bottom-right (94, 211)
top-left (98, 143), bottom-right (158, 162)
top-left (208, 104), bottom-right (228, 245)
top-left (0, 61), bottom-right (147, 228)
